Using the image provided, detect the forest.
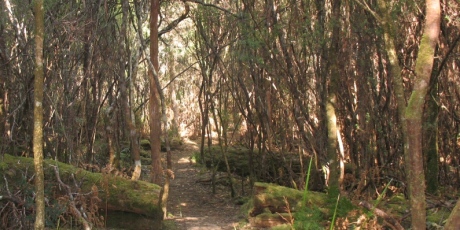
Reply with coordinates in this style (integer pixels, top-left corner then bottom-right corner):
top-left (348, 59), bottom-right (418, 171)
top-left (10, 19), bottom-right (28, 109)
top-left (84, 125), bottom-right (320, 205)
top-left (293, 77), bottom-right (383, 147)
top-left (1, 0), bottom-right (460, 229)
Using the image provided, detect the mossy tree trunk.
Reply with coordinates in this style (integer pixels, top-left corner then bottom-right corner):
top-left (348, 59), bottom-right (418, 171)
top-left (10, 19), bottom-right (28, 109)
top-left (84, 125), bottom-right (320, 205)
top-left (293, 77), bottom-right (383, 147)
top-left (423, 83), bottom-right (439, 194)
top-left (359, 0), bottom-right (440, 228)
top-left (403, 0), bottom-right (440, 228)
top-left (33, 0), bottom-right (45, 228)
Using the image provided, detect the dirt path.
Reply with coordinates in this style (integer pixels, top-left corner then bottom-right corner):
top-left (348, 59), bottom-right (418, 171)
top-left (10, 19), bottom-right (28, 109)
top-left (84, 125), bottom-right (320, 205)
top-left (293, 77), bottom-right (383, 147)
top-left (166, 139), bottom-right (245, 230)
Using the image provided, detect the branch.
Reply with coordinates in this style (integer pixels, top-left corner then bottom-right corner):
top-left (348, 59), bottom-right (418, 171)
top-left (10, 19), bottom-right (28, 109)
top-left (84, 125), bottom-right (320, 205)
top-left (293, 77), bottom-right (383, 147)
top-left (52, 165), bottom-right (92, 230)
top-left (352, 0), bottom-right (382, 23)
top-left (434, 32), bottom-right (460, 82)
top-left (186, 0), bottom-right (240, 18)
top-left (359, 201), bottom-right (404, 230)
top-left (0, 195), bottom-right (24, 206)
top-left (159, 2), bottom-right (190, 37)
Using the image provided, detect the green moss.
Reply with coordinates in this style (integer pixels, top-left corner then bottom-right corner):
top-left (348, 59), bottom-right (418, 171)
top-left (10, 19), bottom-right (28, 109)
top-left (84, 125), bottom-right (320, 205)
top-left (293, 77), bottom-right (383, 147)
top-left (426, 207), bottom-right (450, 224)
top-left (293, 208), bottom-right (324, 230)
top-left (1, 154), bottom-right (163, 219)
top-left (0, 157), bottom-right (8, 171)
top-left (140, 139), bottom-right (151, 149)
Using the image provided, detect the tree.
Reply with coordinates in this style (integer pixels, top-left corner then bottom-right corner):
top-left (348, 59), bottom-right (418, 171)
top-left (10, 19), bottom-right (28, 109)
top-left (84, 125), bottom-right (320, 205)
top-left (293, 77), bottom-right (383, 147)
top-left (443, 198), bottom-right (460, 230)
top-left (119, 0), bottom-right (142, 180)
top-left (325, 0), bottom-right (343, 193)
top-left (404, 0), bottom-right (440, 227)
top-left (32, 0), bottom-right (45, 228)
top-left (149, 0), bottom-right (163, 185)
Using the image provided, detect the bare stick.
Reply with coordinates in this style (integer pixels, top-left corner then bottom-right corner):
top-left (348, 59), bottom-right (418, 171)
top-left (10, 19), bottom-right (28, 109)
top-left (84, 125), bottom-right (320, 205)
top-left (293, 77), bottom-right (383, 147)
top-left (51, 165), bottom-right (92, 230)
top-left (359, 201), bottom-right (404, 230)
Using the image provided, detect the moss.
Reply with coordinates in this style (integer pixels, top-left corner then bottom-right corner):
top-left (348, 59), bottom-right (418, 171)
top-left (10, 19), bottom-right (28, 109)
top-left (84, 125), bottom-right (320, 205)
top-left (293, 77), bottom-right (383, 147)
top-left (426, 207), bottom-right (450, 224)
top-left (140, 139), bottom-right (151, 149)
top-left (1, 154), bottom-right (163, 219)
top-left (0, 157), bottom-right (8, 170)
top-left (385, 194), bottom-right (408, 215)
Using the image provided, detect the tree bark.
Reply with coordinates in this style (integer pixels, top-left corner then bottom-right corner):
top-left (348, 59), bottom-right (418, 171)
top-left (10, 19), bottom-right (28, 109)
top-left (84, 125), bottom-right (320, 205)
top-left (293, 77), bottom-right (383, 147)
top-left (404, 0), bottom-right (440, 228)
top-left (149, 0), bottom-right (163, 185)
top-left (32, 0), bottom-right (45, 228)
top-left (423, 84), bottom-right (439, 194)
top-left (444, 198), bottom-right (460, 230)
top-left (119, 0), bottom-right (142, 181)
top-left (325, 0), bottom-right (342, 192)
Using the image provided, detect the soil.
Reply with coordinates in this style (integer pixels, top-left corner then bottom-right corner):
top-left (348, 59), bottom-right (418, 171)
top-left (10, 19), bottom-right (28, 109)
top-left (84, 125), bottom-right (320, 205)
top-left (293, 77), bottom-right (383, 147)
top-left (165, 139), bottom-right (249, 230)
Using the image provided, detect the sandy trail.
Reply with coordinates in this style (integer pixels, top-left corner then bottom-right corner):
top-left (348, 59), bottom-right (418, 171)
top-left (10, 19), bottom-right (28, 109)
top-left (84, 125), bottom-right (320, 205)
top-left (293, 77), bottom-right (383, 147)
top-left (166, 139), bottom-right (243, 230)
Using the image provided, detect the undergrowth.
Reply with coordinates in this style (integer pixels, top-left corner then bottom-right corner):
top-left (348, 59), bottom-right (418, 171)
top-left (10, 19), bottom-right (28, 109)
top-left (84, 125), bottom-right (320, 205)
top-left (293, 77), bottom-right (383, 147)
top-left (292, 158), bottom-right (354, 229)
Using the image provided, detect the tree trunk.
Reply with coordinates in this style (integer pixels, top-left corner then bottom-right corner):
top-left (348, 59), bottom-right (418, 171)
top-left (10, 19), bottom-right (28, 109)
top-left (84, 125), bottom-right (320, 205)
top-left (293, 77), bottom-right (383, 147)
top-left (444, 198), bottom-right (460, 230)
top-left (325, 0), bottom-right (342, 192)
top-left (423, 84), bottom-right (439, 194)
top-left (404, 0), bottom-right (440, 228)
top-left (120, 0), bottom-right (141, 181)
top-left (149, 0), bottom-right (163, 185)
top-left (33, 0), bottom-right (45, 227)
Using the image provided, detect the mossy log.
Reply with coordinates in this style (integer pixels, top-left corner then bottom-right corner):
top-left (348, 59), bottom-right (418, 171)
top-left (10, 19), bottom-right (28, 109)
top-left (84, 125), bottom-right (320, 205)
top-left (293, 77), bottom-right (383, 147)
top-left (0, 154), bottom-right (162, 219)
top-left (247, 182), bottom-right (326, 228)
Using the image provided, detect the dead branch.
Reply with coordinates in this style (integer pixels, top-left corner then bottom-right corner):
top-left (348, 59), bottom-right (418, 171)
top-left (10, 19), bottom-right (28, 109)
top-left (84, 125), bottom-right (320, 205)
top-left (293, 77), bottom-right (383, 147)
top-left (158, 2), bottom-right (190, 37)
top-left (0, 195), bottom-right (23, 206)
top-left (51, 165), bottom-right (92, 230)
top-left (359, 201), bottom-right (404, 230)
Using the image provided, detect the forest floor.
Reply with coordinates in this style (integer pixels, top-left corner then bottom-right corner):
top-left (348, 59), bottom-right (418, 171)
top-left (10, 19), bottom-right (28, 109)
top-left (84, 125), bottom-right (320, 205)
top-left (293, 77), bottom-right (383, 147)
top-left (165, 138), bottom-right (249, 230)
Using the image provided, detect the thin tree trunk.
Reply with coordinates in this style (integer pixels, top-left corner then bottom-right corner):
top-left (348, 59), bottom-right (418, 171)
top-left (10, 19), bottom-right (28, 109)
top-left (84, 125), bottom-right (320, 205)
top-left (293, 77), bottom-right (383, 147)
top-left (149, 0), bottom-right (163, 185)
top-left (423, 84), bottom-right (439, 194)
top-left (404, 0), bottom-right (440, 227)
top-left (119, 0), bottom-right (141, 181)
top-left (168, 51), bottom-right (180, 137)
top-left (325, 0), bottom-right (341, 192)
top-left (33, 0), bottom-right (45, 227)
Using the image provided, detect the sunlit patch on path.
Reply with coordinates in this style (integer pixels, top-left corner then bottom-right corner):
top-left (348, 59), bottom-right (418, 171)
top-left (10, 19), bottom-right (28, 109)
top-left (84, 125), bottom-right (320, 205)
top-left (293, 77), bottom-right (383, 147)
top-left (166, 139), bottom-right (244, 229)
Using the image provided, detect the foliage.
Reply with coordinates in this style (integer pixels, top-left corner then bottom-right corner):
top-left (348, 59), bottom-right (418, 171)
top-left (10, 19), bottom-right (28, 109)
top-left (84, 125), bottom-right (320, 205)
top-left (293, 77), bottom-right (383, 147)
top-left (293, 206), bottom-right (324, 230)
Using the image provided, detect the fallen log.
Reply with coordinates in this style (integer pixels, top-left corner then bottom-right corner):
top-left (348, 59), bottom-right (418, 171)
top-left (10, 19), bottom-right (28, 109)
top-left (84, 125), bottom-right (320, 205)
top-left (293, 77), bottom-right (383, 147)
top-left (0, 154), bottom-right (162, 219)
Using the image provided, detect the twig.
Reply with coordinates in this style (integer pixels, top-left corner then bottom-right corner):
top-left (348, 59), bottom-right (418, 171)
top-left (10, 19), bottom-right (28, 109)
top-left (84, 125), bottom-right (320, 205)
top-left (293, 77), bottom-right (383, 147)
top-left (352, 0), bottom-right (382, 23)
top-left (186, 0), bottom-right (240, 18)
top-left (276, 196), bottom-right (294, 229)
top-left (51, 165), bottom-right (92, 230)
top-left (0, 195), bottom-right (24, 206)
top-left (3, 175), bottom-right (12, 196)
